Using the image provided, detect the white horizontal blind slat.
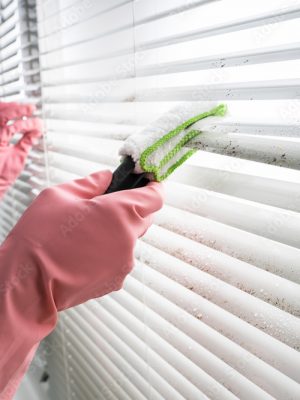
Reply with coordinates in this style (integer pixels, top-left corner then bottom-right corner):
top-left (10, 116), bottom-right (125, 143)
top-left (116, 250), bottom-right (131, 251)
top-left (130, 261), bottom-right (300, 383)
top-left (142, 225), bottom-right (300, 313)
top-left (156, 205), bottom-right (300, 283)
top-left (118, 276), bottom-right (295, 399)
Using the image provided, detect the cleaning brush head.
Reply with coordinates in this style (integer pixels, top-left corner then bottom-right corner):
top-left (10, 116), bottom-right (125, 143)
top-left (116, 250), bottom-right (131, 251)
top-left (105, 102), bottom-right (227, 194)
top-left (119, 102), bottom-right (227, 181)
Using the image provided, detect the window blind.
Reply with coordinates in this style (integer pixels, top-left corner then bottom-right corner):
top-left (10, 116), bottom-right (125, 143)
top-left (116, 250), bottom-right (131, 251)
top-left (0, 0), bottom-right (23, 100)
top-left (2, 0), bottom-right (300, 399)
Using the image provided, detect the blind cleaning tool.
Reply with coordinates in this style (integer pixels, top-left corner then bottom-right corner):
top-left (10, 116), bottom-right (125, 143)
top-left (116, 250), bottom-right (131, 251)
top-left (105, 103), bottom-right (227, 194)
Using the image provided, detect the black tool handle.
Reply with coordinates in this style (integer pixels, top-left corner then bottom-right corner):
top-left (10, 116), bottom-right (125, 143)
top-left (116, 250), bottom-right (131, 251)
top-left (104, 156), bottom-right (149, 194)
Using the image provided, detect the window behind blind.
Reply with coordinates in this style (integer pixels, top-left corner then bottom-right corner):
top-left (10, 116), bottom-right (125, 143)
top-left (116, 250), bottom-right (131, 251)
top-left (2, 0), bottom-right (300, 399)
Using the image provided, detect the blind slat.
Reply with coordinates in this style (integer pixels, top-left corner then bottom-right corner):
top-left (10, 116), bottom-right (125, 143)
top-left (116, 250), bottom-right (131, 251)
top-left (131, 261), bottom-right (300, 383)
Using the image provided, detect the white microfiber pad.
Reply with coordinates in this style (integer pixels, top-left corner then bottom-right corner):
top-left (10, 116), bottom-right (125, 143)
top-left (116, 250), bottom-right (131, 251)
top-left (119, 102), bottom-right (227, 181)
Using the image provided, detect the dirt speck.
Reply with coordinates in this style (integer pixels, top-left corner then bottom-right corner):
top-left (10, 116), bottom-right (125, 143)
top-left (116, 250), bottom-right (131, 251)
top-left (125, 95), bottom-right (135, 102)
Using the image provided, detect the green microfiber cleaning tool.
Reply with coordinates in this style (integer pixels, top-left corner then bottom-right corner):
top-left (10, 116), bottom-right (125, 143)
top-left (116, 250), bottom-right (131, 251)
top-left (105, 102), bottom-right (227, 194)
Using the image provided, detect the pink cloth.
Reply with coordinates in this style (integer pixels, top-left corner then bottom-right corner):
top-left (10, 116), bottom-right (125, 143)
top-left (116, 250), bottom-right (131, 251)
top-left (0, 102), bottom-right (42, 199)
top-left (0, 170), bottom-right (164, 398)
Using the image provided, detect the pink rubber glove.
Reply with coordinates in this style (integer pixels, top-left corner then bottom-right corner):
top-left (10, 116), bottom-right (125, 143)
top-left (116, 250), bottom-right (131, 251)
top-left (0, 170), bottom-right (164, 399)
top-left (0, 102), bottom-right (42, 199)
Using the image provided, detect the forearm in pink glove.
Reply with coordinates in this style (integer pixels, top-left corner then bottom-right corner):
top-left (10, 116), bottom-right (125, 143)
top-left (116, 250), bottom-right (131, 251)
top-left (0, 170), bottom-right (164, 399)
top-left (0, 102), bottom-right (42, 199)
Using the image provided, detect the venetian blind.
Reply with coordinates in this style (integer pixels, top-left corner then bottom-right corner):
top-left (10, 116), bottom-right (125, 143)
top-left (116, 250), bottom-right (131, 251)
top-left (4, 0), bottom-right (300, 399)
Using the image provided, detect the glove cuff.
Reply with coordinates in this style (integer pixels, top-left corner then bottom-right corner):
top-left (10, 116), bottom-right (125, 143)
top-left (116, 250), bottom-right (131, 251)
top-left (0, 233), bottom-right (57, 397)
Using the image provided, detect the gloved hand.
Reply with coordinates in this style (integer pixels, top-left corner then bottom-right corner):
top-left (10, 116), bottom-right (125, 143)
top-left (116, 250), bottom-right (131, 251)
top-left (0, 102), bottom-right (42, 199)
top-left (0, 170), bottom-right (164, 399)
